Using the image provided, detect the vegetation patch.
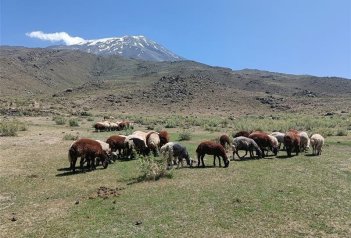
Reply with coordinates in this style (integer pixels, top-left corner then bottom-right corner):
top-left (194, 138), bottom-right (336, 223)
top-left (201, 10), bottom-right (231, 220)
top-left (0, 119), bottom-right (27, 136)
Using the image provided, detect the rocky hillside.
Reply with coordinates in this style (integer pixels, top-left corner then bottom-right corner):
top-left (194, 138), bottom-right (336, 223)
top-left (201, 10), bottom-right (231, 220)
top-left (1, 47), bottom-right (350, 115)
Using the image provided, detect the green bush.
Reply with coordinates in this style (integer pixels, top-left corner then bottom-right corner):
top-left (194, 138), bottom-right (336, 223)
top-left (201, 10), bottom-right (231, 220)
top-left (0, 119), bottom-right (27, 136)
top-left (63, 134), bottom-right (79, 140)
top-left (87, 117), bottom-right (94, 122)
top-left (178, 130), bottom-right (192, 141)
top-left (69, 118), bottom-right (79, 127)
top-left (336, 129), bottom-right (348, 136)
top-left (80, 111), bottom-right (93, 117)
top-left (138, 156), bottom-right (169, 181)
top-left (53, 116), bottom-right (66, 125)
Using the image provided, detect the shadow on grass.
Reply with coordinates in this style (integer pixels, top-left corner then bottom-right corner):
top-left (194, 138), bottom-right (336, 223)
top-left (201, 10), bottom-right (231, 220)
top-left (276, 155), bottom-right (296, 159)
top-left (56, 167), bottom-right (106, 177)
top-left (305, 154), bottom-right (318, 157)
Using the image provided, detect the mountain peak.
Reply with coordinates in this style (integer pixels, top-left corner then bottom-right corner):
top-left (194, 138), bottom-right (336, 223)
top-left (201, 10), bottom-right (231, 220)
top-left (50, 35), bottom-right (184, 62)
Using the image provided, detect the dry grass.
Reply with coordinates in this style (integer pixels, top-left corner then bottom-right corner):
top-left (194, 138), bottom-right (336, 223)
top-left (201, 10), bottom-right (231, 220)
top-left (0, 116), bottom-right (350, 237)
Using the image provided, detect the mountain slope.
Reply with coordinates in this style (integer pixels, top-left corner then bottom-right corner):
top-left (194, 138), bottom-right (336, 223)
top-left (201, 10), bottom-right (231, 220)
top-left (1, 47), bottom-right (350, 115)
top-left (50, 35), bottom-right (184, 61)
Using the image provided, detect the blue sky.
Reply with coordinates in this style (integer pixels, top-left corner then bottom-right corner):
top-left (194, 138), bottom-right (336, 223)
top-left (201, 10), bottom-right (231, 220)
top-left (1, 0), bottom-right (350, 78)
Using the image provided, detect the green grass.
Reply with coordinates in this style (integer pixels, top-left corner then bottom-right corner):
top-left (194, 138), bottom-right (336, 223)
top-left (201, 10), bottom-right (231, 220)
top-left (0, 115), bottom-right (350, 237)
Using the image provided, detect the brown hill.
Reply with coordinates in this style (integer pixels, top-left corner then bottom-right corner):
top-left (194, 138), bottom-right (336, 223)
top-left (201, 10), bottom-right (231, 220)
top-left (1, 47), bottom-right (350, 116)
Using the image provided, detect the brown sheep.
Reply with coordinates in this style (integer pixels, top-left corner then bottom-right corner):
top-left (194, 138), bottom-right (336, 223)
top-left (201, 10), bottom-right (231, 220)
top-left (233, 130), bottom-right (251, 138)
top-left (284, 131), bottom-right (300, 157)
top-left (159, 130), bottom-right (170, 147)
top-left (219, 134), bottom-right (231, 150)
top-left (68, 138), bottom-right (108, 172)
top-left (196, 141), bottom-right (229, 168)
top-left (249, 131), bottom-right (278, 157)
top-left (106, 135), bottom-right (127, 159)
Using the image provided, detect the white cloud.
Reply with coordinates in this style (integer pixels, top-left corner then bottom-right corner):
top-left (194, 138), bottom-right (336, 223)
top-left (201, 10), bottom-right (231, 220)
top-left (25, 31), bottom-right (86, 45)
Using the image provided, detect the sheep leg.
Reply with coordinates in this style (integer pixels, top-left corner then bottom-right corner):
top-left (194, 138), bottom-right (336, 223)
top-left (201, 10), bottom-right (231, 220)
top-left (218, 156), bottom-right (222, 167)
top-left (213, 155), bottom-right (216, 167)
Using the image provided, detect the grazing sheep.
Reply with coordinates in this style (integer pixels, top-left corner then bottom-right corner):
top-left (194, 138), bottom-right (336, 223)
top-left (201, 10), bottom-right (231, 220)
top-left (298, 131), bottom-right (310, 152)
top-left (106, 135), bottom-right (127, 159)
top-left (233, 131), bottom-right (251, 138)
top-left (219, 134), bottom-right (231, 150)
top-left (310, 134), bottom-right (324, 155)
top-left (94, 121), bottom-right (111, 132)
top-left (196, 141), bottom-right (229, 168)
top-left (68, 138), bottom-right (108, 172)
top-left (270, 132), bottom-right (285, 149)
top-left (117, 121), bottom-right (133, 130)
top-left (232, 136), bottom-right (262, 160)
top-left (268, 135), bottom-right (279, 155)
top-left (249, 131), bottom-right (278, 157)
top-left (172, 143), bottom-right (192, 168)
top-left (95, 140), bottom-right (112, 164)
top-left (160, 142), bottom-right (175, 167)
top-left (146, 131), bottom-right (161, 156)
top-left (283, 131), bottom-right (300, 157)
top-left (158, 130), bottom-right (170, 147)
top-left (125, 134), bottom-right (150, 157)
top-left (160, 142), bottom-right (192, 169)
top-left (109, 122), bottom-right (119, 131)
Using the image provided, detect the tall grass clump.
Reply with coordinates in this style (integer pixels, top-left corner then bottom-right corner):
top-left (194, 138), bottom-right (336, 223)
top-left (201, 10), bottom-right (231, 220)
top-left (178, 130), bottom-right (192, 141)
top-left (138, 156), bottom-right (171, 181)
top-left (336, 129), bottom-right (348, 136)
top-left (0, 119), bottom-right (27, 136)
top-left (63, 133), bottom-right (79, 141)
top-left (69, 118), bottom-right (79, 127)
top-left (53, 116), bottom-right (66, 125)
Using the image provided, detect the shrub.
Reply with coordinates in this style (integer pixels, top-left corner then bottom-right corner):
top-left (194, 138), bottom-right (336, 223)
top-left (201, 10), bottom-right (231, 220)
top-left (178, 130), bottom-right (192, 141)
top-left (87, 117), bottom-right (94, 122)
top-left (63, 134), bottom-right (79, 140)
top-left (53, 116), bottom-right (66, 125)
top-left (336, 129), bottom-right (348, 136)
top-left (80, 111), bottom-right (92, 117)
top-left (138, 156), bottom-right (169, 181)
top-left (69, 118), bottom-right (79, 127)
top-left (0, 119), bottom-right (27, 136)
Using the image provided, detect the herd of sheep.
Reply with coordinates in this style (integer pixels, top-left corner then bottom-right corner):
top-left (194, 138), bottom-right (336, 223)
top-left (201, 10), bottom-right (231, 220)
top-left (67, 124), bottom-right (325, 172)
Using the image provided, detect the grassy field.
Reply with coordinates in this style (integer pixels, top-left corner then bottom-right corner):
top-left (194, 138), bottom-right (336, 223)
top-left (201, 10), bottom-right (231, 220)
top-left (1, 115), bottom-right (351, 237)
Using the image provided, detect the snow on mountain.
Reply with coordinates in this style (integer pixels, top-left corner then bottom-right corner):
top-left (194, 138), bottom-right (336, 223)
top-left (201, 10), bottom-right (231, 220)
top-left (50, 35), bottom-right (184, 62)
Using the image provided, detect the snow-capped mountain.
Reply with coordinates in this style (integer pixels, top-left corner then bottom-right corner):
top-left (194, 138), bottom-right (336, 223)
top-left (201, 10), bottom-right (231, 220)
top-left (50, 35), bottom-right (184, 62)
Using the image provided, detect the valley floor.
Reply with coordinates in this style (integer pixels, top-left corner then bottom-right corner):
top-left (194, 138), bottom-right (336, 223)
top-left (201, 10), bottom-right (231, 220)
top-left (0, 116), bottom-right (351, 237)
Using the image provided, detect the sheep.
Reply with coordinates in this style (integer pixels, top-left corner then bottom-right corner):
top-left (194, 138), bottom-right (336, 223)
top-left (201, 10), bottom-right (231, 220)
top-left (124, 134), bottom-right (150, 157)
top-left (268, 135), bottom-right (279, 156)
top-left (158, 130), bottom-right (170, 147)
top-left (160, 142), bottom-right (192, 169)
top-left (283, 131), bottom-right (300, 157)
top-left (172, 143), bottom-right (193, 168)
top-left (109, 122), bottom-right (119, 131)
top-left (106, 135), bottom-right (127, 159)
top-left (233, 131), bottom-right (251, 138)
top-left (249, 131), bottom-right (278, 157)
top-left (68, 138), bottom-right (108, 172)
top-left (232, 136), bottom-right (263, 160)
top-left (94, 121), bottom-right (111, 132)
top-left (196, 141), bottom-right (229, 168)
top-left (298, 131), bottom-right (310, 152)
top-left (146, 131), bottom-right (161, 156)
top-left (117, 121), bottom-right (133, 130)
top-left (95, 140), bottom-right (112, 165)
top-left (219, 134), bottom-right (231, 150)
top-left (310, 134), bottom-right (324, 155)
top-left (160, 142), bottom-right (175, 167)
top-left (270, 132), bottom-right (285, 149)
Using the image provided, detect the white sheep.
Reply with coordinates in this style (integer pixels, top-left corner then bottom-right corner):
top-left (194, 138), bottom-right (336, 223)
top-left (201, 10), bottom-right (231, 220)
top-left (270, 132), bottom-right (285, 149)
top-left (310, 134), bottom-right (324, 155)
top-left (298, 131), bottom-right (310, 152)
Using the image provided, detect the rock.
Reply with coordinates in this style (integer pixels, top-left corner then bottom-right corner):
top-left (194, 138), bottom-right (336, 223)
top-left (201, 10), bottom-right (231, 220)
top-left (75, 200), bottom-right (79, 205)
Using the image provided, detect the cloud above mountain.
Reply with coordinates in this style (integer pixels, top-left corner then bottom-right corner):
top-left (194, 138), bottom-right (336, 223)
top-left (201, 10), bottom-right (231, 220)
top-left (26, 31), bottom-right (85, 45)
